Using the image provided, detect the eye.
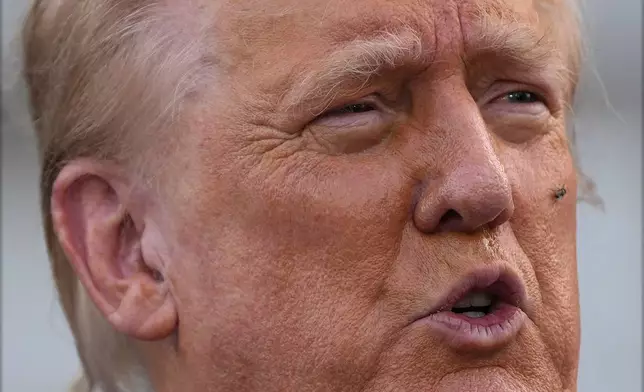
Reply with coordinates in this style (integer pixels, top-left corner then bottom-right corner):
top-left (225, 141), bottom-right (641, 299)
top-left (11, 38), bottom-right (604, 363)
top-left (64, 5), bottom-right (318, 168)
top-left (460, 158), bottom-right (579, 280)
top-left (503, 91), bottom-right (543, 104)
top-left (325, 102), bottom-right (377, 116)
top-left (487, 88), bottom-right (550, 117)
top-left (306, 97), bottom-right (394, 154)
top-left (484, 88), bottom-right (553, 144)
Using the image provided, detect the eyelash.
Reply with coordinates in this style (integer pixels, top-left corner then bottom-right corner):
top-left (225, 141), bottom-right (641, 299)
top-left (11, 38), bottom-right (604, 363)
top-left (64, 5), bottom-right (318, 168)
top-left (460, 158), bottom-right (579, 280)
top-left (323, 90), bottom-right (544, 119)
top-left (325, 102), bottom-right (378, 116)
top-left (501, 91), bottom-right (544, 104)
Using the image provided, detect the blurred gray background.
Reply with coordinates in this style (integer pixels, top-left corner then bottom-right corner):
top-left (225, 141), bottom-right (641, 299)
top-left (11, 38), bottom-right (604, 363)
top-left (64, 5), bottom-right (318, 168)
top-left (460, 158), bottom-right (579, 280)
top-left (2, 0), bottom-right (642, 391)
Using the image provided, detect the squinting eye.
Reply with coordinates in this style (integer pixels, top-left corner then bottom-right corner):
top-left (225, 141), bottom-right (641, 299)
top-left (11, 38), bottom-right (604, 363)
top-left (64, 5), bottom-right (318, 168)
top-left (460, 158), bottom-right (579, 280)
top-left (327, 102), bottom-right (377, 116)
top-left (504, 91), bottom-right (542, 103)
top-left (306, 97), bottom-right (393, 154)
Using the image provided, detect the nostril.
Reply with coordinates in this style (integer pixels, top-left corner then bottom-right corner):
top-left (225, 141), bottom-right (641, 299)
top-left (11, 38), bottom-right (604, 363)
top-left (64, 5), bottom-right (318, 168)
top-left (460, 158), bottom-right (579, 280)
top-left (439, 209), bottom-right (463, 228)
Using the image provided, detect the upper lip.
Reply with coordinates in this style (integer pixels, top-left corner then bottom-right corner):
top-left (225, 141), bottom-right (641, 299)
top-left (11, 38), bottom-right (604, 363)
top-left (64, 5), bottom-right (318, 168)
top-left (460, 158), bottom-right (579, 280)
top-left (426, 266), bottom-right (527, 315)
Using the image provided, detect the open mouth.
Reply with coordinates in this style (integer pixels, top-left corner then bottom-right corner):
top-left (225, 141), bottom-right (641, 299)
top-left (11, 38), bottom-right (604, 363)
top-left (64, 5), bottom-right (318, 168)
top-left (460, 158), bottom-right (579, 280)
top-left (442, 277), bottom-right (521, 325)
top-left (450, 291), bottom-right (497, 318)
top-left (417, 268), bottom-right (528, 351)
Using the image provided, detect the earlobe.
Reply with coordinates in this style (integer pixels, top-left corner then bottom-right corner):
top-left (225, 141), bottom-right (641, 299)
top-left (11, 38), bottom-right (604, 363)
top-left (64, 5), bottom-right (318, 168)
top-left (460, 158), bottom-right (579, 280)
top-left (51, 160), bottom-right (177, 341)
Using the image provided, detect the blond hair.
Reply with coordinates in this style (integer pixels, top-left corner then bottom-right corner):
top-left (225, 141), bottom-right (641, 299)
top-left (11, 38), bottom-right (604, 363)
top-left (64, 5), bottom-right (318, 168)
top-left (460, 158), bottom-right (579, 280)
top-left (22, 0), bottom-right (213, 390)
top-left (21, 1), bottom-right (582, 391)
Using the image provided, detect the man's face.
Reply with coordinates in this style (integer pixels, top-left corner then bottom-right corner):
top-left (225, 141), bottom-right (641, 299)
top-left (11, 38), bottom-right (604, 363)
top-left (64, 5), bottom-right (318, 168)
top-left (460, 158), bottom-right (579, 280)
top-left (151, 0), bottom-right (579, 390)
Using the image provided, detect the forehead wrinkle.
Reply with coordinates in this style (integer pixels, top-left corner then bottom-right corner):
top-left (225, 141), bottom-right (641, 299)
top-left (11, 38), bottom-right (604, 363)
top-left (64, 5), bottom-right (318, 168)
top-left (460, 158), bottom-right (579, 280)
top-left (249, 1), bottom-right (574, 118)
top-left (280, 27), bottom-right (425, 115)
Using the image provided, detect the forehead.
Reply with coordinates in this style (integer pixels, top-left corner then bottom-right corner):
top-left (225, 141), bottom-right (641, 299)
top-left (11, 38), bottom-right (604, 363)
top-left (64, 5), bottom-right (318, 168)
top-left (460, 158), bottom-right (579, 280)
top-left (211, 0), bottom-right (548, 63)
top-left (197, 0), bottom-right (574, 118)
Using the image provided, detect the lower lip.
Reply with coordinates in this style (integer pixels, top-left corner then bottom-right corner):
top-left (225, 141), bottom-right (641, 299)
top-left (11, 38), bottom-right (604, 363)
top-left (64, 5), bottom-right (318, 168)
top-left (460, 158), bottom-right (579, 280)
top-left (418, 303), bottom-right (526, 351)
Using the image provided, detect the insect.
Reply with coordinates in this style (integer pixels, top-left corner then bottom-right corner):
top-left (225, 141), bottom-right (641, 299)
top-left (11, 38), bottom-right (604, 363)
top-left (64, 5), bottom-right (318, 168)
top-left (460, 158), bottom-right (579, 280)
top-left (553, 184), bottom-right (567, 201)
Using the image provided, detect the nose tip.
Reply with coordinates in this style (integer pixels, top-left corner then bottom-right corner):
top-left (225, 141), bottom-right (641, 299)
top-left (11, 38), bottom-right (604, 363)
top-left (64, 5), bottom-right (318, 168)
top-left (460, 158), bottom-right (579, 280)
top-left (413, 165), bottom-right (514, 234)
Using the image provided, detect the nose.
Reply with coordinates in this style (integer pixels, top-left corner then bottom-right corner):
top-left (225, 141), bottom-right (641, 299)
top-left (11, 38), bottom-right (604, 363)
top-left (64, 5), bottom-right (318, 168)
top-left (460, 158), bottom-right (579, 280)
top-left (413, 152), bottom-right (514, 234)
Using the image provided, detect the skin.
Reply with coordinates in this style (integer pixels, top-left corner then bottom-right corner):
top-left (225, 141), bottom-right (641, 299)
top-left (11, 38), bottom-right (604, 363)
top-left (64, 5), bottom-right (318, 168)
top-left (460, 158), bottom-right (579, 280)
top-left (51, 0), bottom-right (580, 391)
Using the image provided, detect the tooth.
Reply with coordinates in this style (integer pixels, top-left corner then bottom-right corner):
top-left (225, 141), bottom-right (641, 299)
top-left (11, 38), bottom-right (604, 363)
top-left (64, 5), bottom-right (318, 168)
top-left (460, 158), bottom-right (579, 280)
top-left (463, 311), bottom-right (486, 318)
top-left (453, 297), bottom-right (473, 308)
top-left (470, 293), bottom-right (493, 307)
top-left (452, 292), bottom-right (493, 309)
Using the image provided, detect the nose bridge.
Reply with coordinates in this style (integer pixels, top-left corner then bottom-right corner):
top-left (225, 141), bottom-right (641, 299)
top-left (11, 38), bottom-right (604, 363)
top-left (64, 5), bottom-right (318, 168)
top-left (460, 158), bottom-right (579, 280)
top-left (437, 80), bottom-right (489, 152)
top-left (414, 75), bottom-right (492, 157)
top-left (411, 82), bottom-right (514, 234)
top-left (447, 125), bottom-right (507, 191)
top-left (415, 80), bottom-right (507, 184)
top-left (438, 86), bottom-right (509, 194)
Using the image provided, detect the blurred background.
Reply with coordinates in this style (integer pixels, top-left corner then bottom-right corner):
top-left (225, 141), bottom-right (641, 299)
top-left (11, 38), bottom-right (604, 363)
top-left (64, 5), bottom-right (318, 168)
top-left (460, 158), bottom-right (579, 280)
top-left (2, 0), bottom-right (642, 391)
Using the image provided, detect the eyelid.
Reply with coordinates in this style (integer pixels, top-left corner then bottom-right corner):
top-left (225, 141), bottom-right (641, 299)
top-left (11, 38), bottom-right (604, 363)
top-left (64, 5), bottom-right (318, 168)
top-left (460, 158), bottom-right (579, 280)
top-left (497, 91), bottom-right (546, 107)
top-left (483, 80), bottom-right (549, 102)
top-left (496, 87), bottom-right (543, 102)
top-left (309, 95), bottom-right (398, 133)
top-left (318, 95), bottom-right (384, 118)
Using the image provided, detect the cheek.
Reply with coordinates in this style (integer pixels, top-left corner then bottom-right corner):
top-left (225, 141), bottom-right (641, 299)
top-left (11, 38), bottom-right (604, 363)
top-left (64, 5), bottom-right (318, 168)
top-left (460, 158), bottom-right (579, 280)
top-left (166, 148), bottom-right (418, 386)
top-left (501, 132), bottom-right (580, 372)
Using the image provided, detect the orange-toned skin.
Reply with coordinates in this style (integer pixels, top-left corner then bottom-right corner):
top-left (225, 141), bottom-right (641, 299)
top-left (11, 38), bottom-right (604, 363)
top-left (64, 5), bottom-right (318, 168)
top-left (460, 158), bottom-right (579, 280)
top-left (52, 0), bottom-right (580, 391)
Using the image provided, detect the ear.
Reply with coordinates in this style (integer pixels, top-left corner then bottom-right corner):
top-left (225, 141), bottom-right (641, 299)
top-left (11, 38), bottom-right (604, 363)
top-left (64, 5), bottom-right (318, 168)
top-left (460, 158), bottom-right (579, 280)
top-left (51, 159), bottom-right (177, 341)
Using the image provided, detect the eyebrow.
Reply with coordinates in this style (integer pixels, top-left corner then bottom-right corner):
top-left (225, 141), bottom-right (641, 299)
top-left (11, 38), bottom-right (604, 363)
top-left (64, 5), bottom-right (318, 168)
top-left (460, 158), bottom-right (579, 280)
top-left (281, 19), bottom-right (569, 114)
top-left (281, 27), bottom-right (425, 114)
top-left (467, 15), bottom-right (564, 73)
